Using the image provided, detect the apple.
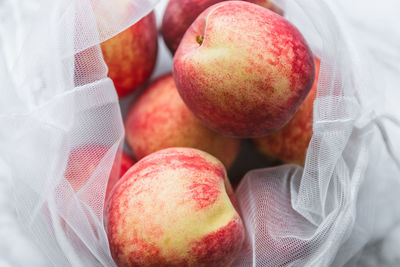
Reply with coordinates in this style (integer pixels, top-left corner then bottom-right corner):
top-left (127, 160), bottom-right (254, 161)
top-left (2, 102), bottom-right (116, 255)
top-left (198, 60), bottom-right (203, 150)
top-left (253, 58), bottom-right (320, 165)
top-left (64, 145), bottom-right (136, 198)
top-left (125, 73), bottom-right (240, 169)
top-left (52, 146), bottom-right (135, 253)
top-left (105, 147), bottom-right (245, 266)
top-left (100, 12), bottom-right (158, 98)
top-left (173, 1), bottom-right (315, 137)
top-left (161, 0), bottom-right (283, 54)
top-left (116, 151), bottom-right (137, 180)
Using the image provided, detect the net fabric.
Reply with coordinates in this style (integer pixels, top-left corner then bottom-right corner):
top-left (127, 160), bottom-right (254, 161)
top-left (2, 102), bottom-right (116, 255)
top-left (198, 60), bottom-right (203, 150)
top-left (0, 0), bottom-right (157, 266)
top-left (0, 0), bottom-right (400, 266)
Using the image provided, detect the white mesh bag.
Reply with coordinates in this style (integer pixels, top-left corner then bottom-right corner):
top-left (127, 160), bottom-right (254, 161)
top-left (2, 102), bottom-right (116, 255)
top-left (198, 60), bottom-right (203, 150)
top-left (0, 0), bottom-right (399, 266)
top-left (0, 0), bottom-right (157, 265)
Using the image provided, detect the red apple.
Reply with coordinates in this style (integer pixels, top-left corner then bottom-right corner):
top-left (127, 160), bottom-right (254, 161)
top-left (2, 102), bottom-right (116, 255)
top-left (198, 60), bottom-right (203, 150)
top-left (125, 73), bottom-right (240, 169)
top-left (116, 151), bottom-right (137, 180)
top-left (253, 58), bottom-right (320, 165)
top-left (105, 147), bottom-right (244, 266)
top-left (101, 12), bottom-right (158, 98)
top-left (161, 0), bottom-right (283, 54)
top-left (52, 146), bottom-right (135, 253)
top-left (64, 145), bottom-right (136, 198)
top-left (173, 1), bottom-right (315, 137)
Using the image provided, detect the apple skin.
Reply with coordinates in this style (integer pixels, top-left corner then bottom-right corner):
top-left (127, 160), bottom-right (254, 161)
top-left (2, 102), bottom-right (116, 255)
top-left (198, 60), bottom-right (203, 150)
top-left (105, 147), bottom-right (245, 267)
top-left (117, 151), bottom-right (137, 180)
top-left (64, 145), bottom-right (136, 198)
top-left (125, 73), bottom-right (240, 169)
top-left (101, 12), bottom-right (158, 98)
top-left (173, 1), bottom-right (315, 138)
top-left (161, 0), bottom-right (283, 54)
top-left (253, 58), bottom-right (320, 165)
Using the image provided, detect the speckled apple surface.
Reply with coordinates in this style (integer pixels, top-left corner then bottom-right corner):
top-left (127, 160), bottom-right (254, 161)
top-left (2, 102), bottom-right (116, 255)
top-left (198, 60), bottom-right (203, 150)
top-left (125, 73), bottom-right (240, 169)
top-left (173, 1), bottom-right (315, 137)
top-left (101, 12), bottom-right (158, 98)
top-left (161, 0), bottom-right (282, 54)
top-left (253, 58), bottom-right (320, 165)
top-left (105, 148), bottom-right (244, 266)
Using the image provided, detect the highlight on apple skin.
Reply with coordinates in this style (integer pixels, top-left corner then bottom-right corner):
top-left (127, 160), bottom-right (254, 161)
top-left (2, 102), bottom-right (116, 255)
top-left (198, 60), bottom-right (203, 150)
top-left (124, 73), bottom-right (240, 169)
top-left (253, 58), bottom-right (320, 165)
top-left (173, 1), bottom-right (315, 138)
top-left (101, 12), bottom-right (158, 98)
top-left (161, 0), bottom-right (283, 54)
top-left (105, 147), bottom-right (245, 267)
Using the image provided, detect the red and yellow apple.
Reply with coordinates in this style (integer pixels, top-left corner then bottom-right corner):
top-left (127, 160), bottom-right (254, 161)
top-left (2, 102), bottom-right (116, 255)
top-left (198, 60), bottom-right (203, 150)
top-left (161, 0), bottom-right (283, 54)
top-left (65, 145), bottom-right (136, 198)
top-left (101, 12), bottom-right (158, 98)
top-left (105, 147), bottom-right (245, 266)
top-left (125, 73), bottom-right (240, 169)
top-left (253, 58), bottom-right (320, 165)
top-left (173, 1), bottom-right (315, 137)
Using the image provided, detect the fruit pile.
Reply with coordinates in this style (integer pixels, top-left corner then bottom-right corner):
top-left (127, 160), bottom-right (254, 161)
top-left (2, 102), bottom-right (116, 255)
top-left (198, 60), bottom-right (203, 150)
top-left (73, 1), bottom-right (320, 266)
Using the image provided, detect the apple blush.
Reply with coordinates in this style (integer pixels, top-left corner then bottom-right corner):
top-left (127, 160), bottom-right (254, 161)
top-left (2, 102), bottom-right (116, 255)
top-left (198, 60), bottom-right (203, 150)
top-left (101, 12), bottom-right (158, 98)
top-left (253, 58), bottom-right (320, 165)
top-left (173, 1), bottom-right (315, 137)
top-left (105, 147), bottom-right (245, 266)
top-left (161, 0), bottom-right (283, 54)
top-left (125, 73), bottom-right (240, 169)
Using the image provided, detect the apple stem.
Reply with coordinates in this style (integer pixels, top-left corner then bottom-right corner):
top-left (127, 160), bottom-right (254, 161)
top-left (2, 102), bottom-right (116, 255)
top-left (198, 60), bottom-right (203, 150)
top-left (196, 35), bottom-right (204, 45)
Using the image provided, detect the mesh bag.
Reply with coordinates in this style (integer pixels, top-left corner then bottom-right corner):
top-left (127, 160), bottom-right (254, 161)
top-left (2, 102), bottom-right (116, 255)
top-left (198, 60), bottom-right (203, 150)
top-left (0, 0), bottom-right (399, 266)
top-left (0, 0), bottom-right (157, 265)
